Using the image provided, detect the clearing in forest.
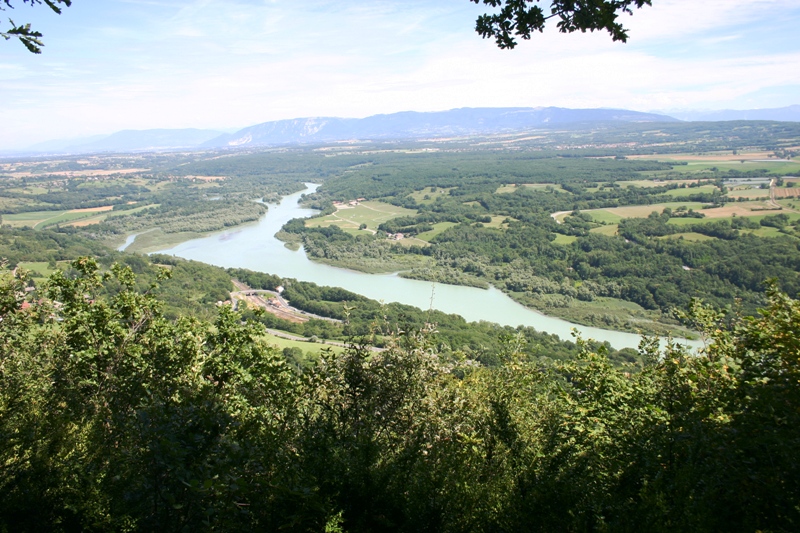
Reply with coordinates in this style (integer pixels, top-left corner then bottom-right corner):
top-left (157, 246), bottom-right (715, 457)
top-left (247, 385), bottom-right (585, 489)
top-left (2, 206), bottom-right (116, 229)
top-left (305, 201), bottom-right (417, 235)
top-left (495, 183), bottom-right (567, 194)
top-left (555, 200), bottom-right (798, 228)
top-left (408, 187), bottom-right (453, 204)
top-left (416, 222), bottom-right (458, 242)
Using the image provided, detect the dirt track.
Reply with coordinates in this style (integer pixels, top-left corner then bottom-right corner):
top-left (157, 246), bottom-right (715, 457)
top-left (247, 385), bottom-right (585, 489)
top-left (231, 280), bottom-right (340, 324)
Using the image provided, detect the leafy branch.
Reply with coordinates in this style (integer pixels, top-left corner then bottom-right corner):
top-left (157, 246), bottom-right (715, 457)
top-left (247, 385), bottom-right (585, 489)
top-left (1, 0), bottom-right (72, 53)
top-left (470, 0), bottom-right (652, 49)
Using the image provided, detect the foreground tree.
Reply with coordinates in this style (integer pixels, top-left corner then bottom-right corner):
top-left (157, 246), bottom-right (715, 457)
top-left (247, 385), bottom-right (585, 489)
top-left (2, 260), bottom-right (799, 531)
top-left (4, 1), bottom-right (655, 54)
top-left (1, 0), bottom-right (71, 53)
top-left (470, 0), bottom-right (653, 48)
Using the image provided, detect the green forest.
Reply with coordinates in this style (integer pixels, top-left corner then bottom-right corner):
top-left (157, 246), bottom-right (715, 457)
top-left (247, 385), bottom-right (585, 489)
top-left (280, 142), bottom-right (800, 335)
top-left (2, 256), bottom-right (799, 531)
top-left (2, 121), bottom-right (800, 531)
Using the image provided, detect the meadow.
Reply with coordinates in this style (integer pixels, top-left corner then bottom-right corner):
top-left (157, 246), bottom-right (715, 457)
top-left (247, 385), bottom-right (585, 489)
top-left (305, 201), bottom-right (417, 235)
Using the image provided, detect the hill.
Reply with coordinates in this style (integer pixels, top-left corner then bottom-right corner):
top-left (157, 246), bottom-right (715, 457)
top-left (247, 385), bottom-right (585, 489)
top-left (204, 107), bottom-right (679, 148)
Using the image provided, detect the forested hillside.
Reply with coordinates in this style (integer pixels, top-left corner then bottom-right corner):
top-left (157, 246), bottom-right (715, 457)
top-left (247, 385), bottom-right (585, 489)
top-left (2, 258), bottom-right (798, 531)
top-left (2, 123), bottom-right (800, 530)
top-left (281, 141), bottom-right (800, 335)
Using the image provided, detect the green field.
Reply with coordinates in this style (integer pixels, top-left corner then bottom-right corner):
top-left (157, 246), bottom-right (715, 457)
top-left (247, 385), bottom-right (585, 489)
top-left (668, 211), bottom-right (800, 227)
top-left (408, 187), bottom-right (453, 204)
top-left (659, 232), bottom-right (716, 242)
top-left (727, 188), bottom-right (770, 199)
top-left (262, 332), bottom-right (345, 355)
top-left (662, 185), bottom-right (718, 197)
top-left (17, 261), bottom-right (59, 279)
top-left (484, 216), bottom-right (514, 229)
top-left (2, 207), bottom-right (116, 229)
top-left (416, 221), bottom-right (457, 242)
top-left (64, 204), bottom-right (157, 228)
top-left (2, 210), bottom-right (66, 228)
top-left (496, 183), bottom-right (567, 194)
top-left (590, 224), bottom-right (619, 236)
top-left (38, 210), bottom-right (110, 228)
top-left (552, 234), bottom-right (577, 245)
top-left (677, 160), bottom-right (800, 175)
top-left (614, 179), bottom-right (710, 189)
top-left (743, 227), bottom-right (783, 238)
top-left (587, 211), bottom-right (624, 224)
top-left (305, 201), bottom-right (417, 234)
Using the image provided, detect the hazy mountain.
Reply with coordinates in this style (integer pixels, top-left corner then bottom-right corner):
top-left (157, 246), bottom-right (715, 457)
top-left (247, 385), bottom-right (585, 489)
top-left (27, 134), bottom-right (110, 153)
top-left (205, 107), bottom-right (680, 148)
top-left (25, 129), bottom-right (225, 154)
top-left (667, 105), bottom-right (800, 122)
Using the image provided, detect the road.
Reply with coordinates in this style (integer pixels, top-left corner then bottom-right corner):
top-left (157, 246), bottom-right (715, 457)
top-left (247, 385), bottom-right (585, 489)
top-left (231, 280), bottom-right (341, 324)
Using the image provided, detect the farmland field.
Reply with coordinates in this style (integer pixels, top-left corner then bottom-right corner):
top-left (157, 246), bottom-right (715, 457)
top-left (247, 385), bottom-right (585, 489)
top-left (667, 205), bottom-right (800, 224)
top-left (2, 206), bottom-right (115, 229)
top-left (495, 183), bottom-right (568, 194)
top-left (617, 179), bottom-right (709, 188)
top-left (416, 222), bottom-right (457, 242)
top-left (408, 187), bottom-right (453, 204)
top-left (262, 332), bottom-right (345, 356)
top-left (659, 232), bottom-right (715, 242)
top-left (662, 185), bottom-right (718, 197)
top-left (553, 234), bottom-right (578, 245)
top-left (726, 188), bottom-right (770, 199)
top-left (590, 224), bottom-right (619, 236)
top-left (305, 201), bottom-right (417, 234)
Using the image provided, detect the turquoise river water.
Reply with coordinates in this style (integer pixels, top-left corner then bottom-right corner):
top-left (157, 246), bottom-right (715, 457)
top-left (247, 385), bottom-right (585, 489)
top-left (148, 184), bottom-right (700, 350)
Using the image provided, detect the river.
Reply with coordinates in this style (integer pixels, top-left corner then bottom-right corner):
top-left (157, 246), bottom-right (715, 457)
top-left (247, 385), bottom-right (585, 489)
top-left (151, 184), bottom-right (700, 350)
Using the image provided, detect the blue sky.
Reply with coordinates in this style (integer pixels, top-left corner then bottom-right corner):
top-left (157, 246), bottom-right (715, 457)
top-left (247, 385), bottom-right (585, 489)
top-left (1, 0), bottom-right (799, 149)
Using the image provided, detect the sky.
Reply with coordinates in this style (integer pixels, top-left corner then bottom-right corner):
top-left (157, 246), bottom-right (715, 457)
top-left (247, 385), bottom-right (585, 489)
top-left (1, 0), bottom-right (799, 149)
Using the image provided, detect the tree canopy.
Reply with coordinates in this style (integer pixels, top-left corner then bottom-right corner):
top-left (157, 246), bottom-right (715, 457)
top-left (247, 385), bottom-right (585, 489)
top-left (2, 259), bottom-right (800, 531)
top-left (471, 0), bottom-right (653, 48)
top-left (1, 0), bottom-right (70, 53)
top-left (3, 0), bottom-right (655, 54)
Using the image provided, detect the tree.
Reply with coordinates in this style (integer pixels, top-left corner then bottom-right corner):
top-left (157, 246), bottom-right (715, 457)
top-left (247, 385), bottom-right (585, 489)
top-left (471, 0), bottom-right (652, 48)
top-left (1, 0), bottom-right (71, 53)
top-left (5, 1), bottom-right (656, 54)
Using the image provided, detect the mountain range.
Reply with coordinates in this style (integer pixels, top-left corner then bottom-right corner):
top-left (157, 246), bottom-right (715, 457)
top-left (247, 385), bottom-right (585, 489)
top-left (14, 105), bottom-right (800, 156)
top-left (202, 107), bottom-right (677, 149)
top-left (665, 105), bottom-right (800, 122)
top-left (25, 128), bottom-right (225, 154)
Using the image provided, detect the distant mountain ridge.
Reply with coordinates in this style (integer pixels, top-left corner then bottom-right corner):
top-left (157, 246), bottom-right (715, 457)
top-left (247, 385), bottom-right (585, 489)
top-left (26, 128), bottom-right (226, 154)
top-left (668, 105), bottom-right (800, 122)
top-left (204, 107), bottom-right (678, 148)
top-left (16, 105), bottom-right (800, 156)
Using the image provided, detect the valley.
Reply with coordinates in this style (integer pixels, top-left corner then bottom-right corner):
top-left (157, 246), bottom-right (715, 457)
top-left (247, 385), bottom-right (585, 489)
top-left (2, 121), bottom-right (799, 346)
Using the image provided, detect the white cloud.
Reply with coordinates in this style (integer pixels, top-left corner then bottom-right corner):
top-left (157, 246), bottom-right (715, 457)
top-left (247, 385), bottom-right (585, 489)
top-left (1, 0), bottom-right (798, 149)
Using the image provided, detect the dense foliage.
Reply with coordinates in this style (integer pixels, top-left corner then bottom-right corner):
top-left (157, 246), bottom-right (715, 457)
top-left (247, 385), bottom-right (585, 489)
top-left (264, 138), bottom-right (799, 336)
top-left (2, 260), bottom-right (799, 531)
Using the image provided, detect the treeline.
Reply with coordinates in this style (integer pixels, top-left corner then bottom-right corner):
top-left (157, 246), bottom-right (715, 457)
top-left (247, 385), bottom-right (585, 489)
top-left (0, 227), bottom-right (598, 365)
top-left (280, 151), bottom-right (799, 327)
top-left (1, 261), bottom-right (798, 531)
top-left (309, 152), bottom-right (673, 202)
top-left (98, 197), bottom-right (267, 235)
top-left (227, 267), bottom-right (593, 365)
top-left (0, 226), bottom-right (111, 266)
top-left (0, 180), bottom-right (149, 213)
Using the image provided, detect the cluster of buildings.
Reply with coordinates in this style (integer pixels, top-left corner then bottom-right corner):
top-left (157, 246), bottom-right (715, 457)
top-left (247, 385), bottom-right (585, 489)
top-left (332, 198), bottom-right (367, 207)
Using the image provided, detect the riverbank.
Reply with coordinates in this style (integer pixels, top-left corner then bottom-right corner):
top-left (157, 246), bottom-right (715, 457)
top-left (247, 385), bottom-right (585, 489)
top-left (273, 241), bottom-right (697, 339)
top-left (148, 185), bottom-right (700, 350)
